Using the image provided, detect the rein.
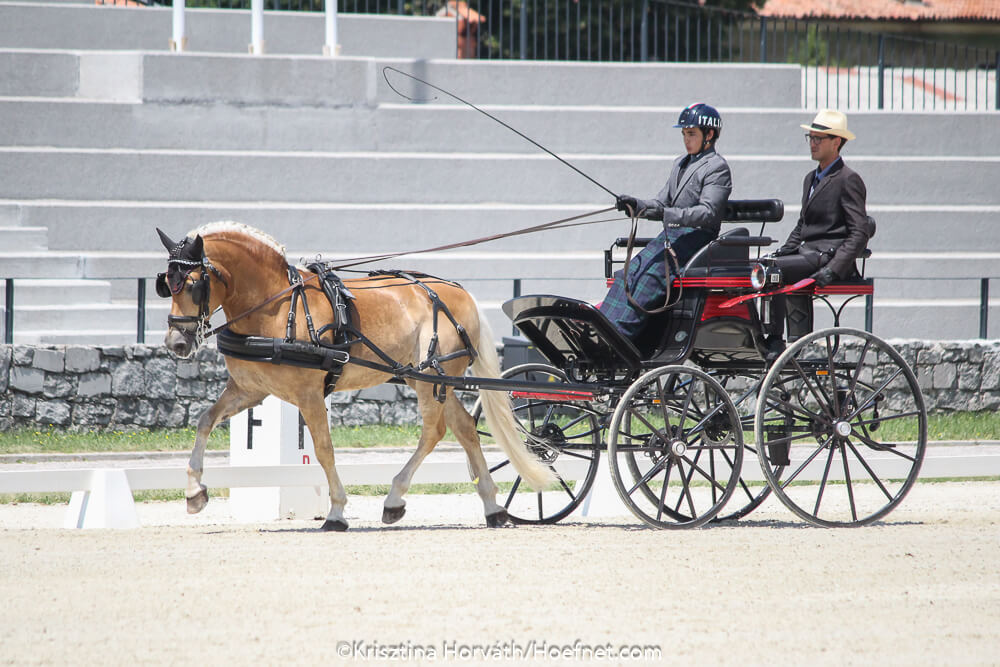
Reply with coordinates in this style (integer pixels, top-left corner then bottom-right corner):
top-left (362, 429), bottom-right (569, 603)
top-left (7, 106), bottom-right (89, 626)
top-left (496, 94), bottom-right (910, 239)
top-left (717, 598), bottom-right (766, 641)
top-left (328, 207), bottom-right (616, 270)
top-left (204, 273), bottom-right (320, 340)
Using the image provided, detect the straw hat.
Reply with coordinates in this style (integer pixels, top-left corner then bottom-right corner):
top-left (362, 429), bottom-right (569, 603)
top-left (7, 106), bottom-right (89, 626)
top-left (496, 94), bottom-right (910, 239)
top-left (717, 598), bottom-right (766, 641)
top-left (800, 109), bottom-right (856, 141)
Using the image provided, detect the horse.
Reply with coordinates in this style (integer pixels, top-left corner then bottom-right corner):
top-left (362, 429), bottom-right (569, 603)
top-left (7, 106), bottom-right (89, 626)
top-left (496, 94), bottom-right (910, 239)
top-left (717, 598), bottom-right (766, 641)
top-left (155, 222), bottom-right (554, 531)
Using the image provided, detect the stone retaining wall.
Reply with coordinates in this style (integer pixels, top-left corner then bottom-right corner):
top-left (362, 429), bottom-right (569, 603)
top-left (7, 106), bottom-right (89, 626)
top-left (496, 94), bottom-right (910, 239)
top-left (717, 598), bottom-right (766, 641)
top-left (2, 340), bottom-right (999, 431)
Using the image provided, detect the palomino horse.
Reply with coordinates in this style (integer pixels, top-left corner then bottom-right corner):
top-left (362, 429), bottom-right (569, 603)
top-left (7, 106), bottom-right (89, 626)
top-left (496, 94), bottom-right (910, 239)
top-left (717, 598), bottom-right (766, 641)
top-left (156, 222), bottom-right (553, 531)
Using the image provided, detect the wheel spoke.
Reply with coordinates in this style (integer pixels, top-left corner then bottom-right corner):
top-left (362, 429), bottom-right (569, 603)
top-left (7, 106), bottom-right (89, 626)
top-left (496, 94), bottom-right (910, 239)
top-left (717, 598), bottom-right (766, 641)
top-left (846, 338), bottom-right (873, 400)
top-left (537, 492), bottom-right (544, 521)
top-left (852, 431), bottom-right (918, 463)
top-left (844, 368), bottom-right (905, 421)
top-left (489, 459), bottom-right (511, 475)
top-left (503, 475), bottom-right (521, 509)
top-left (681, 453), bottom-right (730, 495)
top-left (557, 448), bottom-right (599, 462)
top-left (655, 460), bottom-right (673, 522)
top-left (788, 356), bottom-right (836, 421)
top-left (627, 407), bottom-right (674, 446)
top-left (840, 442), bottom-right (858, 522)
top-left (763, 389), bottom-right (826, 427)
top-left (779, 434), bottom-right (834, 489)
top-left (678, 461), bottom-right (698, 518)
top-left (627, 455), bottom-right (668, 497)
top-left (813, 442), bottom-right (837, 515)
top-left (852, 409), bottom-right (922, 428)
top-left (557, 476), bottom-right (577, 501)
top-left (846, 440), bottom-right (895, 502)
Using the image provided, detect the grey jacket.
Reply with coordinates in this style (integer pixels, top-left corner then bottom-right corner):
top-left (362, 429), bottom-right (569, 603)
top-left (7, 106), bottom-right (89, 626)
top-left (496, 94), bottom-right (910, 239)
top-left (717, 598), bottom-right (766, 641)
top-left (637, 149), bottom-right (733, 235)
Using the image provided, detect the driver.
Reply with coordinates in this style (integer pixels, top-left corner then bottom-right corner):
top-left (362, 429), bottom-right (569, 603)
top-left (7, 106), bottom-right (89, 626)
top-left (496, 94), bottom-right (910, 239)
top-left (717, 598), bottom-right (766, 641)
top-left (602, 103), bottom-right (732, 339)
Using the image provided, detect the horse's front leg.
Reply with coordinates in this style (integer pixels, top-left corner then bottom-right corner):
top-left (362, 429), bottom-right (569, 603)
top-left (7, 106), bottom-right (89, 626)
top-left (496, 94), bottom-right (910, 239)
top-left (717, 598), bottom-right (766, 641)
top-left (298, 396), bottom-right (348, 531)
top-left (187, 382), bottom-right (266, 514)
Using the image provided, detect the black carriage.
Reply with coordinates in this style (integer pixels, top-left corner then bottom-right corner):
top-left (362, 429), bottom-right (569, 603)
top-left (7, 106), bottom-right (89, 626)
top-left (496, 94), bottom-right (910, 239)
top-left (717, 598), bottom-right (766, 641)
top-left (475, 199), bottom-right (927, 529)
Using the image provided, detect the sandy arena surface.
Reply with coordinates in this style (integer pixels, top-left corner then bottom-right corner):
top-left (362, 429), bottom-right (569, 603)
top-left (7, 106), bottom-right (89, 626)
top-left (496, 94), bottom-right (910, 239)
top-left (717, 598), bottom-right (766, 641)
top-left (1, 481), bottom-right (999, 666)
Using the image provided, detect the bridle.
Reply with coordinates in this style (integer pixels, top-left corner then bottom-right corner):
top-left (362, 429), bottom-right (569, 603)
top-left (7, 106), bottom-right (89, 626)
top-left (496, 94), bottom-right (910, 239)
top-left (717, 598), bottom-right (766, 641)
top-left (156, 255), bottom-right (227, 349)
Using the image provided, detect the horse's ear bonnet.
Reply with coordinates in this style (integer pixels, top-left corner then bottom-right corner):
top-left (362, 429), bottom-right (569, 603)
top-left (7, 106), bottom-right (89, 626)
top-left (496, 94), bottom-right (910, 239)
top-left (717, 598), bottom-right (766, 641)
top-left (156, 227), bottom-right (203, 262)
top-left (156, 229), bottom-right (208, 297)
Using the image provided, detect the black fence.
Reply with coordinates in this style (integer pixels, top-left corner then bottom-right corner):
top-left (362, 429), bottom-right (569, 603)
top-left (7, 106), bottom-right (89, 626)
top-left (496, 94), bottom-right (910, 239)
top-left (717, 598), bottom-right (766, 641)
top-left (3, 276), bottom-right (998, 344)
top-left (135, 0), bottom-right (1000, 110)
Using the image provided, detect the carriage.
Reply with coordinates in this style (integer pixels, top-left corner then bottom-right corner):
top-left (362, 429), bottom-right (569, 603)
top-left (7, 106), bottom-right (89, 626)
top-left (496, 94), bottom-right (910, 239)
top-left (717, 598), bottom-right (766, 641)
top-left (473, 198), bottom-right (927, 529)
top-left (157, 198), bottom-right (926, 531)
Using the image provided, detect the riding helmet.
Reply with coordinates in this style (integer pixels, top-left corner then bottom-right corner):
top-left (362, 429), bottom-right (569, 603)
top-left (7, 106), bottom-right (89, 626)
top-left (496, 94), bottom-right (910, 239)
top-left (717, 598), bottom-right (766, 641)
top-left (674, 103), bottom-right (723, 140)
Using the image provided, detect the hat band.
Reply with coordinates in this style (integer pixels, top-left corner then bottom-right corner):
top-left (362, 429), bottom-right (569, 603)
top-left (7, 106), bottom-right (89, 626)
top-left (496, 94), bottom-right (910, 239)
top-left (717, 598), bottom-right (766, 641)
top-left (811, 123), bottom-right (832, 131)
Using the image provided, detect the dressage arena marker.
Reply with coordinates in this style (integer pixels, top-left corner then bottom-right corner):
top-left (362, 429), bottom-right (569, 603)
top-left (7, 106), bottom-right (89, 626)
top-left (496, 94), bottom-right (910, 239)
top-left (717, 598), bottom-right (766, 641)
top-left (1, 400), bottom-right (998, 528)
top-left (228, 395), bottom-right (330, 522)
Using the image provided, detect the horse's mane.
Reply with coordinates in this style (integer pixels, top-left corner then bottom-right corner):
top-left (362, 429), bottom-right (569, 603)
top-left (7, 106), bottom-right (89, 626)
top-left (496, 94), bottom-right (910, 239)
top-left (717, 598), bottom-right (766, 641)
top-left (188, 221), bottom-right (287, 269)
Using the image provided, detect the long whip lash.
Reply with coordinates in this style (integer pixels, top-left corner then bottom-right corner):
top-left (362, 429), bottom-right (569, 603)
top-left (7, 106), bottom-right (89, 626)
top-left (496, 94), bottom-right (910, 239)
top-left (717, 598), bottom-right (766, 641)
top-left (383, 66), bottom-right (620, 199)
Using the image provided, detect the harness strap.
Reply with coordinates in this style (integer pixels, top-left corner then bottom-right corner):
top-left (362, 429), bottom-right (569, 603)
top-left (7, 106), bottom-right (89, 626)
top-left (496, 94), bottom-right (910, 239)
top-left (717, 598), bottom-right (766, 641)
top-left (371, 270), bottom-right (478, 402)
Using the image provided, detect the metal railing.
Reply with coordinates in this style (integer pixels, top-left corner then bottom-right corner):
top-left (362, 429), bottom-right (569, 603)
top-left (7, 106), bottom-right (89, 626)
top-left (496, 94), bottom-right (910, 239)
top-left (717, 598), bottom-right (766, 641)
top-left (127, 0), bottom-right (1000, 110)
top-left (3, 275), bottom-right (997, 344)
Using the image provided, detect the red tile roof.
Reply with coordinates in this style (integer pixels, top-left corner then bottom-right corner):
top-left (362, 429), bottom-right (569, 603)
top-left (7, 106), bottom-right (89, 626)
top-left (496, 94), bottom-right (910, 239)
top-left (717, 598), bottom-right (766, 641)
top-left (758, 0), bottom-right (1000, 21)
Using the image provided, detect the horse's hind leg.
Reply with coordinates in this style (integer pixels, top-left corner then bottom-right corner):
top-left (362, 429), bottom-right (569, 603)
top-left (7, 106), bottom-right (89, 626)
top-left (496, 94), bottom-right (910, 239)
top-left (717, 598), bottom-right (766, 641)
top-left (444, 392), bottom-right (508, 528)
top-left (187, 381), bottom-right (266, 514)
top-left (382, 382), bottom-right (447, 524)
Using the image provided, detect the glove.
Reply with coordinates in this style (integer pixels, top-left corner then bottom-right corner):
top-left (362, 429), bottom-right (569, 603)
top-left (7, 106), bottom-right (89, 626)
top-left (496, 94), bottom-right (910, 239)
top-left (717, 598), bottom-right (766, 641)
top-left (616, 195), bottom-right (639, 214)
top-left (771, 246), bottom-right (795, 257)
top-left (810, 265), bottom-right (837, 287)
top-left (641, 204), bottom-right (664, 221)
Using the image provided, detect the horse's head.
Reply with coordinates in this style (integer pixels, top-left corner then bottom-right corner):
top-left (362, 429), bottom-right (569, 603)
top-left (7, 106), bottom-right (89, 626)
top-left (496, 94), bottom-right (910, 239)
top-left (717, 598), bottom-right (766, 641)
top-left (155, 228), bottom-right (227, 358)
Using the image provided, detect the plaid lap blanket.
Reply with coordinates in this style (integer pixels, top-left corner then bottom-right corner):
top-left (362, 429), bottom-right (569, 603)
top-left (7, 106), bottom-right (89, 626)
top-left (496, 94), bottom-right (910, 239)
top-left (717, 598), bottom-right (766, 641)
top-left (599, 227), bottom-right (715, 339)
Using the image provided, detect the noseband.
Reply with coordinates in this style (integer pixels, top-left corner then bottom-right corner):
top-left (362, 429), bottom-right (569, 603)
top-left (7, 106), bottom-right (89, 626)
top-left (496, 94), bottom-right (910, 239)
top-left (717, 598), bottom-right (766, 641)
top-left (157, 255), bottom-right (226, 348)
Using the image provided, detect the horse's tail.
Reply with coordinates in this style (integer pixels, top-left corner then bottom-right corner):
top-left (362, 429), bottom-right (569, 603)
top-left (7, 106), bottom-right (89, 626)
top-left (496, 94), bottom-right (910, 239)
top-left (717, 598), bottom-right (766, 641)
top-left (470, 306), bottom-right (556, 492)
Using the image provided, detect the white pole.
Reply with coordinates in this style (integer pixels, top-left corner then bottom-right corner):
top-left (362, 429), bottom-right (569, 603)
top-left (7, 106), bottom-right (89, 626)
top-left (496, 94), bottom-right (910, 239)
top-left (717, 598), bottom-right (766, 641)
top-left (170, 0), bottom-right (186, 52)
top-left (323, 0), bottom-right (340, 56)
top-left (250, 0), bottom-right (265, 55)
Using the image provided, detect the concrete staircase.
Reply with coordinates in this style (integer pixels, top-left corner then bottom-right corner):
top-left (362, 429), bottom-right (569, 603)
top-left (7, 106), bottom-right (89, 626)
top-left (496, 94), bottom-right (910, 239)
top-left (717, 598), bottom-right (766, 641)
top-left (1, 0), bottom-right (998, 343)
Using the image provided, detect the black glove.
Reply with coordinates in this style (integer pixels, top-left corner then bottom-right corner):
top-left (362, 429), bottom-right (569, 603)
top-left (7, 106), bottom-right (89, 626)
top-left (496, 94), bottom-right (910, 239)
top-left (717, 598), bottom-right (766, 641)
top-left (616, 195), bottom-right (638, 214)
top-left (810, 265), bottom-right (837, 287)
top-left (771, 246), bottom-right (795, 257)
top-left (641, 204), bottom-right (664, 221)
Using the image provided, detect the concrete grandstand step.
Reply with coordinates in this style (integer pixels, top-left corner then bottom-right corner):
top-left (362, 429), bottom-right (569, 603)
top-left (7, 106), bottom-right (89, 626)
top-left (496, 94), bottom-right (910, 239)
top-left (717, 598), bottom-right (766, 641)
top-left (3, 99), bottom-right (996, 158)
top-left (0, 251), bottom-right (84, 277)
top-left (3, 328), bottom-right (169, 346)
top-left (0, 225), bottom-right (47, 250)
top-left (1, 278), bottom-right (110, 304)
top-left (0, 3), bottom-right (456, 58)
top-left (0, 50), bottom-right (802, 108)
top-left (1, 148), bottom-right (997, 207)
top-left (11, 201), bottom-right (623, 252)
top-left (0, 203), bottom-right (22, 225)
top-left (4, 198), bottom-right (997, 255)
top-left (0, 301), bottom-right (169, 331)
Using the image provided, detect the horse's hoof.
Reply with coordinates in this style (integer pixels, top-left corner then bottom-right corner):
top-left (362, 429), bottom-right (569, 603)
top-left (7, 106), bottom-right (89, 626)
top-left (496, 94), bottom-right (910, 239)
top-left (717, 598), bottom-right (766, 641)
top-left (382, 505), bottom-right (406, 524)
top-left (320, 519), bottom-right (349, 532)
top-left (486, 509), bottom-right (510, 528)
top-left (186, 486), bottom-right (209, 514)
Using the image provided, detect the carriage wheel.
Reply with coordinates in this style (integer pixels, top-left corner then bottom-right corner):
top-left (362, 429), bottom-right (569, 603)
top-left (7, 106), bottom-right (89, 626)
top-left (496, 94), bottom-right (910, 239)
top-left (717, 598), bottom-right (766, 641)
top-left (472, 363), bottom-right (602, 525)
top-left (709, 373), bottom-right (782, 523)
top-left (608, 365), bottom-right (743, 529)
top-left (754, 328), bottom-right (927, 527)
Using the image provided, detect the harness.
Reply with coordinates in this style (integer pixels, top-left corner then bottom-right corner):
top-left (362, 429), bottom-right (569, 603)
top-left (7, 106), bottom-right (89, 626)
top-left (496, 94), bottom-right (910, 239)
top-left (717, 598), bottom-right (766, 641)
top-left (215, 263), bottom-right (477, 401)
top-left (156, 254), bottom-right (227, 349)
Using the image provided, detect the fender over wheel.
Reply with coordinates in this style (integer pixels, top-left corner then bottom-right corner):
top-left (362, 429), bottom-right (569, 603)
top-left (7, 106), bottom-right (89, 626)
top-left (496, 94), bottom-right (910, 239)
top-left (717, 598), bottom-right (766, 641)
top-left (754, 328), bottom-right (927, 527)
top-left (608, 365), bottom-right (743, 529)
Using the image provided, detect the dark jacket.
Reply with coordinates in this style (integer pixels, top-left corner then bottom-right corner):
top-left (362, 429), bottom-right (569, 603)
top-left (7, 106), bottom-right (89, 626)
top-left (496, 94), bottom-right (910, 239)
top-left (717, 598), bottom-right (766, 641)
top-left (777, 159), bottom-right (869, 279)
